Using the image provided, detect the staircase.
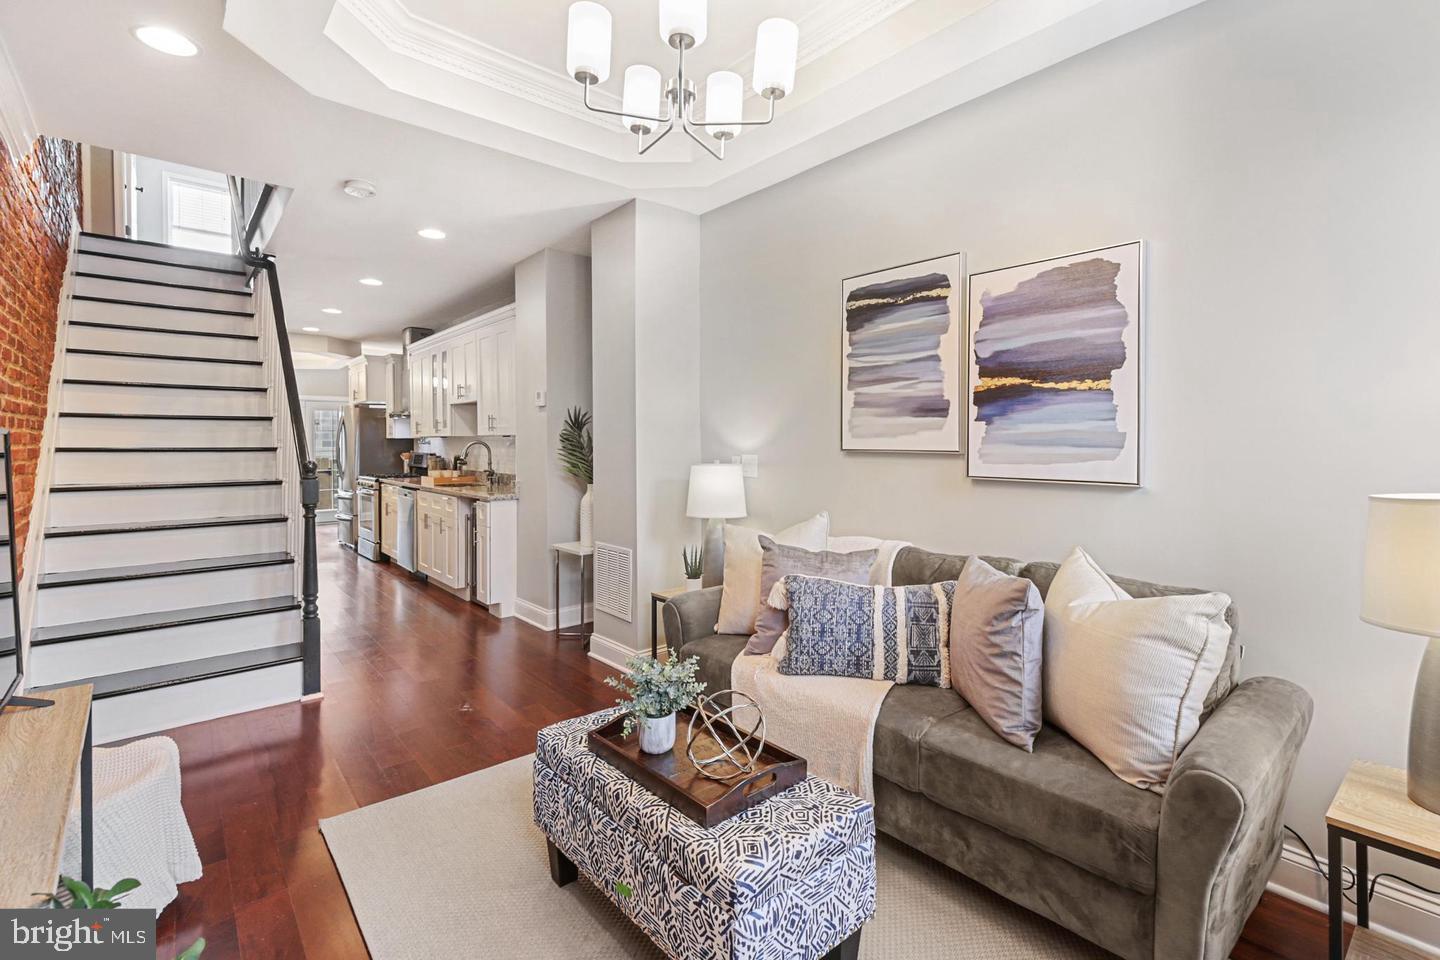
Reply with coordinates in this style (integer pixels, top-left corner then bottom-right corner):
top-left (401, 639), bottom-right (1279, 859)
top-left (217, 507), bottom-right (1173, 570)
top-left (29, 232), bottom-right (320, 742)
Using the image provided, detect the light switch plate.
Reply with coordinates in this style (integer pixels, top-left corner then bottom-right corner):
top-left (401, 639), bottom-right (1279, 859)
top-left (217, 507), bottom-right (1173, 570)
top-left (534, 389), bottom-right (547, 408)
top-left (732, 454), bottom-right (759, 478)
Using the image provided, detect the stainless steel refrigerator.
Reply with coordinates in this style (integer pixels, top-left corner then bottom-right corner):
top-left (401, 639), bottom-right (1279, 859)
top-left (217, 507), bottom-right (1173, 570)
top-left (335, 404), bottom-right (410, 550)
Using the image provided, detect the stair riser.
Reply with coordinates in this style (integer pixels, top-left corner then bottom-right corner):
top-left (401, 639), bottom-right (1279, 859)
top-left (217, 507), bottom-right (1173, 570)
top-left (74, 275), bottom-right (253, 313)
top-left (78, 235), bottom-right (245, 273)
top-left (48, 485), bottom-right (286, 526)
top-left (71, 299), bottom-right (255, 335)
top-left (64, 353), bottom-right (266, 388)
top-left (56, 417), bottom-right (275, 447)
top-left (43, 523), bottom-right (289, 572)
top-left (75, 252), bottom-right (252, 290)
top-left (89, 660), bottom-right (303, 745)
top-left (66, 324), bottom-right (260, 361)
top-left (35, 564), bottom-right (296, 626)
top-left (60, 382), bottom-right (270, 416)
top-left (53, 450), bottom-right (278, 485)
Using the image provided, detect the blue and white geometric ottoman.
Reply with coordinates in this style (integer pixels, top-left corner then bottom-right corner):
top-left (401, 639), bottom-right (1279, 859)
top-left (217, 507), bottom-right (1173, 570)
top-left (533, 708), bottom-right (877, 960)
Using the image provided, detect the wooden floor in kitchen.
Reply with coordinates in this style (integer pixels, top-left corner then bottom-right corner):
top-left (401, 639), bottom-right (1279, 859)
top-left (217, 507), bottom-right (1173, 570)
top-left (152, 535), bottom-right (1338, 960)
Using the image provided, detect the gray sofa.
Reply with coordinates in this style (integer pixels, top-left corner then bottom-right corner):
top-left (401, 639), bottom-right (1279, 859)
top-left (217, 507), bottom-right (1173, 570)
top-left (663, 546), bottom-right (1312, 960)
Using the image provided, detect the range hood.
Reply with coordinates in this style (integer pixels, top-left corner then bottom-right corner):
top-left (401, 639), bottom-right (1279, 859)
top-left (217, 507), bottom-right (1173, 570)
top-left (386, 325), bottom-right (433, 418)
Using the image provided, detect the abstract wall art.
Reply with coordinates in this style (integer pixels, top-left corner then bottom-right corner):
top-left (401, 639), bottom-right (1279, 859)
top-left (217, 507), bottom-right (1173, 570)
top-left (966, 242), bottom-right (1143, 485)
top-left (840, 253), bottom-right (964, 453)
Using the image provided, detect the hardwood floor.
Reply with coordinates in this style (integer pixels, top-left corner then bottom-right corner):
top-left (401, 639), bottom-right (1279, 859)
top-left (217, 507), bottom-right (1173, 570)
top-left (149, 535), bottom-right (1330, 959)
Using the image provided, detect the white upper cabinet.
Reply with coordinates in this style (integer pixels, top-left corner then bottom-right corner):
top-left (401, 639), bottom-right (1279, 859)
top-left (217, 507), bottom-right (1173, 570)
top-left (403, 304), bottom-right (516, 438)
top-left (477, 323), bottom-right (516, 436)
top-left (346, 355), bottom-right (390, 405)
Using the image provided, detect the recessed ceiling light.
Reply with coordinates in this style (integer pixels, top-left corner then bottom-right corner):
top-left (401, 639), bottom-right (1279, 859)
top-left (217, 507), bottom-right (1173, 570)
top-left (417, 228), bottom-right (446, 240)
top-left (359, 277), bottom-right (383, 286)
top-left (302, 326), bottom-right (320, 333)
top-left (321, 307), bottom-right (343, 315)
top-left (133, 26), bottom-right (199, 57)
top-left (342, 179), bottom-right (377, 199)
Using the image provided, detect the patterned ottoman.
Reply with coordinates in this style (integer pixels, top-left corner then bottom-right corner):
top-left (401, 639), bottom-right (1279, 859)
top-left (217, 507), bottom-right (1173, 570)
top-left (533, 709), bottom-right (876, 960)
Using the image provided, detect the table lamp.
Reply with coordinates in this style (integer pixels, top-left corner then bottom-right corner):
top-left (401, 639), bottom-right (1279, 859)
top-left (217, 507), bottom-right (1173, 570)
top-left (1362, 493), bottom-right (1440, 813)
top-left (687, 463), bottom-right (746, 588)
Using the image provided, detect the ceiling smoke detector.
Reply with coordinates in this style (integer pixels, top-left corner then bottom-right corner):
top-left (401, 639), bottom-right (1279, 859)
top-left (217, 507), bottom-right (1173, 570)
top-left (342, 179), bottom-right (377, 199)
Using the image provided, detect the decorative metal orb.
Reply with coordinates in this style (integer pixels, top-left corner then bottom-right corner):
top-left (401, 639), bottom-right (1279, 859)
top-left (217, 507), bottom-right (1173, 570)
top-left (686, 690), bottom-right (766, 781)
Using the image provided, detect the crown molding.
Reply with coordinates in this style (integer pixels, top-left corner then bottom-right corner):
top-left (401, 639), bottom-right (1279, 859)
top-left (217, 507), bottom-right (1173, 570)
top-left (0, 32), bottom-right (37, 159)
top-left (334, 0), bottom-right (623, 132)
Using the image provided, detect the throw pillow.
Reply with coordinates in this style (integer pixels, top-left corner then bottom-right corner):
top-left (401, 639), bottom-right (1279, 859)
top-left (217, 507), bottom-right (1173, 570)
top-left (771, 576), bottom-right (956, 687)
top-left (715, 513), bottom-right (829, 635)
top-left (950, 557), bottom-right (1044, 751)
top-left (748, 537), bottom-right (878, 655)
top-left (1043, 546), bottom-right (1233, 790)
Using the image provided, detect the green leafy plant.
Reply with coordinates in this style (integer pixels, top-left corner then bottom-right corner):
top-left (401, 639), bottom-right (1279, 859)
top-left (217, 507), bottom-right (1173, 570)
top-left (558, 407), bottom-right (593, 485)
top-left (682, 545), bottom-right (702, 580)
top-left (40, 876), bottom-right (205, 958)
top-left (605, 655), bottom-right (706, 737)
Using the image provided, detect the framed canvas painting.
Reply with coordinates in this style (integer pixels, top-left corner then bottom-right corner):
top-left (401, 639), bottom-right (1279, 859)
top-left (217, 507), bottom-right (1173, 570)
top-left (966, 241), bottom-right (1143, 485)
top-left (840, 253), bottom-right (964, 453)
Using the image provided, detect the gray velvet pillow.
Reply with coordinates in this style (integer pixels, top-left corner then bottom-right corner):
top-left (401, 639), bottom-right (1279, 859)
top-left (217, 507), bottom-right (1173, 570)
top-left (950, 556), bottom-right (1044, 751)
top-left (748, 536), bottom-right (877, 655)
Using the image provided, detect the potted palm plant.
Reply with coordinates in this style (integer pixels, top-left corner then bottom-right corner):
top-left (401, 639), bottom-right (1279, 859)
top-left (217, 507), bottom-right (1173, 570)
top-left (605, 655), bottom-right (706, 754)
top-left (558, 407), bottom-right (594, 546)
top-left (682, 545), bottom-right (703, 591)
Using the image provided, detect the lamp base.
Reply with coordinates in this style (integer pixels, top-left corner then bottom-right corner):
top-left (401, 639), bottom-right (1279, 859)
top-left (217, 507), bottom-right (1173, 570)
top-left (1408, 637), bottom-right (1440, 814)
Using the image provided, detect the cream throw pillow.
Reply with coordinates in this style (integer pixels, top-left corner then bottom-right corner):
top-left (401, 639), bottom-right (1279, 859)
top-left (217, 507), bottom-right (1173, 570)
top-left (715, 513), bottom-right (829, 635)
top-left (1043, 547), bottom-right (1232, 791)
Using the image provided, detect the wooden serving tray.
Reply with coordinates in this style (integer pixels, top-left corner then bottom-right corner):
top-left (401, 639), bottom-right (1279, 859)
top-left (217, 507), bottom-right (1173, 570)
top-left (421, 474), bottom-right (480, 487)
top-left (587, 711), bottom-right (807, 828)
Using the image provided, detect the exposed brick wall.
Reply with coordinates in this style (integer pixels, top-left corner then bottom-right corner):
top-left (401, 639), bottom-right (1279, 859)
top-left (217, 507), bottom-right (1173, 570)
top-left (0, 137), bottom-right (80, 576)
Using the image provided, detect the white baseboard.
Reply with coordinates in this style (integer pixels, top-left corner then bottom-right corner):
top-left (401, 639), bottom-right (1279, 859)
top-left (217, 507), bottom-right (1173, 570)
top-left (516, 598), bottom-right (590, 632)
top-left (586, 633), bottom-right (637, 671)
top-left (1268, 841), bottom-right (1440, 956)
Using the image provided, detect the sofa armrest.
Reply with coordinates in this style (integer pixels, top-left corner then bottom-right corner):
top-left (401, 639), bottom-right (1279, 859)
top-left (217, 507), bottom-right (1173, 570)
top-left (662, 586), bottom-right (723, 653)
top-left (1155, 676), bottom-right (1313, 960)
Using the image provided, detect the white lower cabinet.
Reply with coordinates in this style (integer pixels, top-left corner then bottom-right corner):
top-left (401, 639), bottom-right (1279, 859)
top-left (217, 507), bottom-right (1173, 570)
top-left (411, 491), bottom-right (516, 615)
top-left (471, 499), bottom-right (516, 618)
top-left (416, 492), bottom-right (464, 590)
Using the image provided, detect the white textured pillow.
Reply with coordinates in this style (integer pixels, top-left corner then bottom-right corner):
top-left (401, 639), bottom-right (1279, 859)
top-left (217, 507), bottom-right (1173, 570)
top-left (715, 513), bottom-right (829, 635)
top-left (1043, 547), bottom-right (1232, 791)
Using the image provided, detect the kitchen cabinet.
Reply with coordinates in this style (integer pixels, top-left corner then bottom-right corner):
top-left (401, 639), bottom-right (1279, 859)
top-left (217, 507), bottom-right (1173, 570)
top-left (450, 334), bottom-right (478, 405)
top-left (416, 491), bottom-right (466, 590)
top-left (403, 303), bottom-right (516, 438)
top-left (471, 499), bottom-right (517, 618)
top-left (346, 355), bottom-right (389, 405)
top-left (380, 482), bottom-right (399, 557)
top-left (477, 322), bottom-right (516, 436)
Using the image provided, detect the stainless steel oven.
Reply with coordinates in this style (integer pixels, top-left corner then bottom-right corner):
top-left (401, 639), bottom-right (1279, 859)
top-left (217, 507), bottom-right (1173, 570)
top-left (355, 477), bottom-right (381, 560)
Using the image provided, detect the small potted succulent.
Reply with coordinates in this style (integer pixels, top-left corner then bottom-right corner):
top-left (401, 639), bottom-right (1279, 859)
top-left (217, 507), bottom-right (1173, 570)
top-left (605, 654), bottom-right (706, 754)
top-left (682, 545), bottom-right (703, 591)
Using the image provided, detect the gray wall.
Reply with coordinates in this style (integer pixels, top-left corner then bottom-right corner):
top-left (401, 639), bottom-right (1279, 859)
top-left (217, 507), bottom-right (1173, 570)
top-left (697, 0), bottom-right (1440, 889)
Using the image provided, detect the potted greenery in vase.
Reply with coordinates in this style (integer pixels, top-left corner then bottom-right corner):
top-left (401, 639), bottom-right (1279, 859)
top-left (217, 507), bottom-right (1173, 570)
top-left (682, 545), bottom-right (703, 591)
top-left (605, 655), bottom-right (706, 754)
top-left (558, 407), bottom-right (594, 546)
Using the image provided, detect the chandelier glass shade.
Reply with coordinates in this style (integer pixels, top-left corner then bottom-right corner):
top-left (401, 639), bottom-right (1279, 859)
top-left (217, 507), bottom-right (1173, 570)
top-left (564, 0), bottom-right (799, 160)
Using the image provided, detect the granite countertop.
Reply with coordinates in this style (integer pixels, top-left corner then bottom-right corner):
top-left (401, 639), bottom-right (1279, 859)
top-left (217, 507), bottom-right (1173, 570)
top-left (378, 477), bottom-right (518, 502)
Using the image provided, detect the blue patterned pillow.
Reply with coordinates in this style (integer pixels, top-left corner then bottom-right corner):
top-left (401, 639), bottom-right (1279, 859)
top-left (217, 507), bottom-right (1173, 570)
top-left (770, 575), bottom-right (956, 687)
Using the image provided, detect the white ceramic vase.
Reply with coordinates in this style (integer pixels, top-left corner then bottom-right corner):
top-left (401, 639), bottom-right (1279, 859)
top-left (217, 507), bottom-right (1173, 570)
top-left (579, 484), bottom-right (594, 546)
top-left (685, 578), bottom-right (703, 592)
top-left (638, 713), bottom-right (676, 754)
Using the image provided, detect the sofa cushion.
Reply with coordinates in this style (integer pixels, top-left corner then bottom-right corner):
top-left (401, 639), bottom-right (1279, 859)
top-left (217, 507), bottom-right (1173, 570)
top-left (872, 685), bottom-right (970, 792)
top-left (678, 633), bottom-right (749, 705)
top-left (750, 537), bottom-right (876, 655)
top-left (916, 708), bottom-right (1162, 895)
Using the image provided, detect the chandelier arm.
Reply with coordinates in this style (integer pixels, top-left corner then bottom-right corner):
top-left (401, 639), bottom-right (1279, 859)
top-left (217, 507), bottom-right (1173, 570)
top-left (726, 96), bottom-right (778, 128)
top-left (637, 121), bottom-right (676, 155)
top-left (580, 78), bottom-right (672, 125)
top-left (680, 117), bottom-right (725, 160)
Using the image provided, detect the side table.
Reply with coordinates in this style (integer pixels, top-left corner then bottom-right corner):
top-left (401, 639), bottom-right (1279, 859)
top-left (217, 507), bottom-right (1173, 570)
top-left (650, 586), bottom-right (687, 659)
top-left (551, 541), bottom-right (593, 648)
top-left (1326, 761), bottom-right (1440, 959)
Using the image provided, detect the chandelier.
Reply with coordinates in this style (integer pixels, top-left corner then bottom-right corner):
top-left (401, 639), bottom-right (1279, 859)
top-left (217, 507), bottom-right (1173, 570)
top-left (564, 0), bottom-right (799, 160)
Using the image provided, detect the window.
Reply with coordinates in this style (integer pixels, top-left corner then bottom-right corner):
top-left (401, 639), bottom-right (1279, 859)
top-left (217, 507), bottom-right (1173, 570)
top-left (165, 176), bottom-right (232, 252)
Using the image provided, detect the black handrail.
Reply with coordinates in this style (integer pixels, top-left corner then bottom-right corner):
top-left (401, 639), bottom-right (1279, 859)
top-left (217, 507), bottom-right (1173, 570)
top-left (243, 248), bottom-right (321, 697)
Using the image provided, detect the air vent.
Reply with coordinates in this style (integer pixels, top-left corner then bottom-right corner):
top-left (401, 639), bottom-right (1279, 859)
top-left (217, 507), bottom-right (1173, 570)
top-left (594, 542), bottom-right (633, 623)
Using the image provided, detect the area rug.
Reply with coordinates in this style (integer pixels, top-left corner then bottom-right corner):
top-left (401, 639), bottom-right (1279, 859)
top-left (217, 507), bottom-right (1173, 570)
top-left (320, 755), bottom-right (1113, 960)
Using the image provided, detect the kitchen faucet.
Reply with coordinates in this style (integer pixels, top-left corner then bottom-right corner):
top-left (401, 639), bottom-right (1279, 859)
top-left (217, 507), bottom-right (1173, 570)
top-left (455, 439), bottom-right (495, 484)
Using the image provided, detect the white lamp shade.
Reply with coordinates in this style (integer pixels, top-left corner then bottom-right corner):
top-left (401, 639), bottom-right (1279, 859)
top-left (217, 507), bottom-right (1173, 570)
top-left (659, 0), bottom-right (707, 47)
top-left (704, 71), bottom-right (743, 139)
top-left (1362, 494), bottom-right (1440, 636)
top-left (566, 1), bottom-right (612, 83)
top-left (752, 18), bottom-right (798, 97)
top-left (687, 463), bottom-right (746, 519)
top-left (621, 64), bottom-right (662, 132)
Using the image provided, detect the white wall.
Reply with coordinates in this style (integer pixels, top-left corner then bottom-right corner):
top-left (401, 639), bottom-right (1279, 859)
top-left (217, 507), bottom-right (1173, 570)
top-left (294, 366), bottom-right (347, 398)
top-left (697, 0), bottom-right (1440, 922)
top-left (131, 155), bottom-right (227, 245)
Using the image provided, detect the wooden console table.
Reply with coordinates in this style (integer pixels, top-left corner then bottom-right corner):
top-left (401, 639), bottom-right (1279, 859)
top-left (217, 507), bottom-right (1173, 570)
top-left (0, 685), bottom-right (94, 906)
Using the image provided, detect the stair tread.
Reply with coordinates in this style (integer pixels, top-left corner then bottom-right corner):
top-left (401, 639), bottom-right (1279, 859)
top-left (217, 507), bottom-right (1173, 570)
top-left (72, 295), bottom-right (254, 318)
top-left (37, 640), bottom-right (304, 698)
top-left (54, 445), bottom-right (278, 453)
top-left (31, 595), bottom-right (302, 646)
top-left (39, 551), bottom-right (293, 588)
top-left (69, 320), bottom-right (258, 342)
top-left (73, 271), bottom-right (252, 298)
top-left (67, 347), bottom-right (263, 366)
top-left (77, 249), bottom-right (247, 278)
top-left (62, 378), bottom-right (266, 393)
top-left (47, 514), bottom-right (289, 537)
top-left (59, 412), bottom-right (273, 421)
top-left (52, 479), bottom-right (283, 493)
top-left (80, 231), bottom-right (247, 258)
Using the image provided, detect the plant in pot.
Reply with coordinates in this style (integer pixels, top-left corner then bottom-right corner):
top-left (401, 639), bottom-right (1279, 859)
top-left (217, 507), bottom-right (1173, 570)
top-left (40, 876), bottom-right (205, 958)
top-left (682, 546), bottom-right (703, 591)
top-left (558, 407), bottom-right (594, 546)
top-left (604, 655), bottom-right (706, 755)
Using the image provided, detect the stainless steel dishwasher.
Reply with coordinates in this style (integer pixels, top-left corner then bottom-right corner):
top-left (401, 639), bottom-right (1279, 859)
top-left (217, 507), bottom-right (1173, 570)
top-left (395, 487), bottom-right (418, 573)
